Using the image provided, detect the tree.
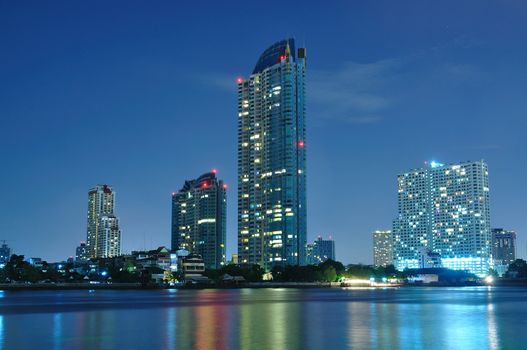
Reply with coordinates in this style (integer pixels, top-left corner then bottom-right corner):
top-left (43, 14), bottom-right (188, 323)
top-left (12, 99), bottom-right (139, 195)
top-left (487, 268), bottom-right (499, 278)
top-left (507, 259), bottom-right (527, 278)
top-left (319, 259), bottom-right (345, 276)
top-left (345, 264), bottom-right (374, 279)
top-left (203, 264), bottom-right (265, 283)
top-left (322, 265), bottom-right (337, 282)
top-left (4, 254), bottom-right (42, 282)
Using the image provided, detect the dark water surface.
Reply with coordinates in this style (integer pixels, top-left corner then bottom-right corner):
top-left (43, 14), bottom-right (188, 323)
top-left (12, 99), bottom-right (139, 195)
top-left (0, 287), bottom-right (526, 349)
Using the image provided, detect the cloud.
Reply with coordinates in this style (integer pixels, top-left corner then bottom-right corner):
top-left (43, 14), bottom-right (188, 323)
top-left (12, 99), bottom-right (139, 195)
top-left (309, 59), bottom-right (400, 124)
top-left (198, 72), bottom-right (238, 92)
top-left (308, 37), bottom-right (486, 125)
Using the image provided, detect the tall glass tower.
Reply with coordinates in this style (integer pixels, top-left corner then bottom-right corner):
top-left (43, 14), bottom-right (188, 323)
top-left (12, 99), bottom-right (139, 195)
top-left (171, 171), bottom-right (227, 269)
top-left (393, 160), bottom-right (491, 276)
top-left (237, 38), bottom-right (307, 269)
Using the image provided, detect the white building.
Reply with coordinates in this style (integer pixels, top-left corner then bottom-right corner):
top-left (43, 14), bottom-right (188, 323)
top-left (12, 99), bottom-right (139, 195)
top-left (393, 160), bottom-right (491, 276)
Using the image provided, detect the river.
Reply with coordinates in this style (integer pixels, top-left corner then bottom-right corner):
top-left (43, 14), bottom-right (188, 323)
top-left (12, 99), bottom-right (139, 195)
top-left (0, 286), bottom-right (525, 349)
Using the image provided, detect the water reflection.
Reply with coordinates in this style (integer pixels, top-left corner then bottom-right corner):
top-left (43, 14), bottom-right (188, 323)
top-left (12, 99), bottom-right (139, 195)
top-left (0, 288), bottom-right (523, 349)
top-left (0, 315), bottom-right (3, 350)
top-left (53, 313), bottom-right (61, 350)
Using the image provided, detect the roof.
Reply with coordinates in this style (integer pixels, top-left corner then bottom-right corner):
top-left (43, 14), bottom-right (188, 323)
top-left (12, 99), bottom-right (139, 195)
top-left (252, 38), bottom-right (296, 74)
top-left (179, 172), bottom-right (218, 192)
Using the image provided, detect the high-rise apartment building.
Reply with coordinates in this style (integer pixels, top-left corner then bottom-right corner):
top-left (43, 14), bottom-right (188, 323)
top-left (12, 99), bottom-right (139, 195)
top-left (373, 230), bottom-right (393, 267)
top-left (393, 160), bottom-right (491, 276)
top-left (86, 185), bottom-right (121, 258)
top-left (171, 171), bottom-right (226, 269)
top-left (492, 228), bottom-right (516, 272)
top-left (237, 38), bottom-right (307, 269)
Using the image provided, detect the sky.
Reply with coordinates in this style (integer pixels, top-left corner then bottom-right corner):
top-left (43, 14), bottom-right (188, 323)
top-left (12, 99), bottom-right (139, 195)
top-left (1, 0), bottom-right (526, 264)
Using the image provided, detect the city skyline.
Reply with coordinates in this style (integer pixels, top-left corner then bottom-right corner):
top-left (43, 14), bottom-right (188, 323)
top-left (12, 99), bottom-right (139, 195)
top-left (1, 1), bottom-right (526, 264)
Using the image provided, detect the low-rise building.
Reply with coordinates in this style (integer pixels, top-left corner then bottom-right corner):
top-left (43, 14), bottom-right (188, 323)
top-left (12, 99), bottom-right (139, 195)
top-left (181, 254), bottom-right (205, 280)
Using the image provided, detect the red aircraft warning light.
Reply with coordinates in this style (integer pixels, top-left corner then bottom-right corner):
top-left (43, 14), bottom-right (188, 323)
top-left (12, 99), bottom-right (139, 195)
top-left (236, 77), bottom-right (244, 84)
top-left (212, 168), bottom-right (218, 174)
top-left (298, 140), bottom-right (305, 148)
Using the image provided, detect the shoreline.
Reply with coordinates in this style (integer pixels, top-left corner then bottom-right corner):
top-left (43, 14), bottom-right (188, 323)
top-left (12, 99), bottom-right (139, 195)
top-left (2, 280), bottom-right (526, 291)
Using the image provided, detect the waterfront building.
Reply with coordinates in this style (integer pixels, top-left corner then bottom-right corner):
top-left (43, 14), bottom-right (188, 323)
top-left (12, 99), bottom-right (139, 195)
top-left (392, 160), bottom-right (491, 276)
top-left (28, 257), bottom-right (43, 269)
top-left (237, 38), bottom-right (307, 269)
top-left (132, 246), bottom-right (172, 271)
top-left (492, 228), bottom-right (516, 276)
top-left (0, 242), bottom-right (11, 266)
top-left (306, 236), bottom-right (335, 264)
top-left (75, 241), bottom-right (88, 262)
top-left (171, 171), bottom-right (226, 269)
top-left (181, 254), bottom-right (206, 280)
top-left (86, 185), bottom-right (121, 258)
top-left (373, 230), bottom-right (393, 267)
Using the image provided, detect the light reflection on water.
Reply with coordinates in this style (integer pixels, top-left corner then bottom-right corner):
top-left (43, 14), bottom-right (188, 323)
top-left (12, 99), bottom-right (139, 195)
top-left (0, 287), bottom-right (526, 349)
top-left (0, 315), bottom-right (3, 350)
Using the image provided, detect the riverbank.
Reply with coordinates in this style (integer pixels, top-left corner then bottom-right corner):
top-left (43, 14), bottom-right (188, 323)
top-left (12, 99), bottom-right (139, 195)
top-left (0, 281), bottom-right (400, 290)
top-left (0, 283), bottom-right (157, 291)
top-left (2, 279), bottom-right (525, 290)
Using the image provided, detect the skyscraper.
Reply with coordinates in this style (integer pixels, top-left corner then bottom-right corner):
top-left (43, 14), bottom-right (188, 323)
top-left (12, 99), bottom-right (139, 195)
top-left (373, 230), bottom-right (393, 267)
top-left (393, 160), bottom-right (491, 276)
top-left (171, 171), bottom-right (226, 269)
top-left (86, 185), bottom-right (121, 258)
top-left (492, 228), bottom-right (516, 274)
top-left (237, 38), bottom-right (307, 270)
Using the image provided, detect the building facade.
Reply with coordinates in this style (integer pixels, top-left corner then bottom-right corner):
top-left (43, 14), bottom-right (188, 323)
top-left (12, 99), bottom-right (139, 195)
top-left (171, 171), bottom-right (226, 269)
top-left (75, 241), bottom-right (88, 262)
top-left (86, 185), bottom-right (121, 258)
top-left (373, 230), bottom-right (393, 267)
top-left (393, 160), bottom-right (491, 276)
top-left (0, 242), bottom-right (10, 266)
top-left (492, 228), bottom-right (516, 275)
top-left (237, 38), bottom-right (307, 269)
top-left (307, 236), bottom-right (335, 264)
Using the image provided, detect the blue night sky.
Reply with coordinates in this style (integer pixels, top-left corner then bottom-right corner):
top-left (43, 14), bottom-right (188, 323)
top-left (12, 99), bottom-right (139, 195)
top-left (1, 1), bottom-right (526, 264)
